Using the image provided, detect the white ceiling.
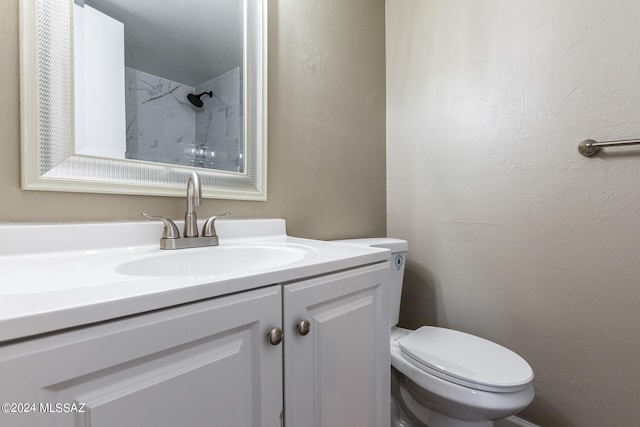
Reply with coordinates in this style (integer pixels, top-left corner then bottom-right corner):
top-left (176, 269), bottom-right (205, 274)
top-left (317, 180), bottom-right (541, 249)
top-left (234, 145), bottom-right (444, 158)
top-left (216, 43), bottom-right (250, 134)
top-left (85, 0), bottom-right (243, 87)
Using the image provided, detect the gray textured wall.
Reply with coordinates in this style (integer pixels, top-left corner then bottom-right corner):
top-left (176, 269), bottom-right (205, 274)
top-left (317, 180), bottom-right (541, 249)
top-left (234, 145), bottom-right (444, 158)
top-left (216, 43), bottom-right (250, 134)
top-left (387, 1), bottom-right (640, 425)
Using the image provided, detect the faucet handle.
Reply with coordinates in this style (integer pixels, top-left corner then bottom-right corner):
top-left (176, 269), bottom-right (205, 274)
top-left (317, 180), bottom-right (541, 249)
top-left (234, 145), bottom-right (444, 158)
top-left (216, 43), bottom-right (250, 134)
top-left (202, 212), bottom-right (230, 237)
top-left (141, 213), bottom-right (180, 239)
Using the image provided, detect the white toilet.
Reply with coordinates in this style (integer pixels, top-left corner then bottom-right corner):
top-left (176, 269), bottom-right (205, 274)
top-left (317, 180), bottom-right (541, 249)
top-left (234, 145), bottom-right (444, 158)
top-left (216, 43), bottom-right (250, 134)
top-left (334, 238), bottom-right (535, 427)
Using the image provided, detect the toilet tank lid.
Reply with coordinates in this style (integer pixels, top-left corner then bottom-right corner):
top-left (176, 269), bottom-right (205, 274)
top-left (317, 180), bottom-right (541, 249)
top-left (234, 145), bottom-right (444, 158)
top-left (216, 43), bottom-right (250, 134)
top-left (331, 238), bottom-right (408, 253)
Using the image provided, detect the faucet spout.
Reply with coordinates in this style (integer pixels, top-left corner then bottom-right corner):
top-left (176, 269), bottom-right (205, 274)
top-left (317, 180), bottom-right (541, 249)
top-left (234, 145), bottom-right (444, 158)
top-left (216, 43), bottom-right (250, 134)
top-left (145, 172), bottom-right (229, 249)
top-left (184, 172), bottom-right (202, 237)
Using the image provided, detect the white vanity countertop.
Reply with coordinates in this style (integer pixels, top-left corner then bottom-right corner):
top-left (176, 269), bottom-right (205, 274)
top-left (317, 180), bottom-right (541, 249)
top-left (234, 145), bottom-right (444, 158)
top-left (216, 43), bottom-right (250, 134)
top-left (0, 219), bottom-right (389, 343)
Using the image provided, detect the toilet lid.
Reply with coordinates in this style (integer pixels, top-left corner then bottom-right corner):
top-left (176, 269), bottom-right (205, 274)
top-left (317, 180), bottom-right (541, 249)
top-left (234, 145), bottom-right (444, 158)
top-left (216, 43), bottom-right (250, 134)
top-left (399, 326), bottom-right (533, 392)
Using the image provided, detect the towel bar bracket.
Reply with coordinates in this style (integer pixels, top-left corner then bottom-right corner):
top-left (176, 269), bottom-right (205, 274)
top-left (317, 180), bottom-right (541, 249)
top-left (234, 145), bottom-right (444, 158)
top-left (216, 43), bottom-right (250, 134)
top-left (578, 138), bottom-right (640, 157)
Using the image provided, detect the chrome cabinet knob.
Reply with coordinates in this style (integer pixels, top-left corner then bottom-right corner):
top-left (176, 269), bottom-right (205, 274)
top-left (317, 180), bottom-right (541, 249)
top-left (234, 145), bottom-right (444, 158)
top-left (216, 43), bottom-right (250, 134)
top-left (268, 327), bottom-right (283, 345)
top-left (297, 320), bottom-right (311, 336)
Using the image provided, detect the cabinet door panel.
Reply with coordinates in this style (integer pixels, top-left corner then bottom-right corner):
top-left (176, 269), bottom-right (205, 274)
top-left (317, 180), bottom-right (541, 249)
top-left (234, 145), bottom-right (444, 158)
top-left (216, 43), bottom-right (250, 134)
top-left (0, 286), bottom-right (282, 427)
top-left (283, 263), bottom-right (390, 427)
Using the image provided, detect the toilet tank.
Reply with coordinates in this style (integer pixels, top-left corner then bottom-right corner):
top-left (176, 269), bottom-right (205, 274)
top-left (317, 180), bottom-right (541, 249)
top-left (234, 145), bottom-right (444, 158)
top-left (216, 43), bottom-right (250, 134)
top-left (331, 238), bottom-right (409, 327)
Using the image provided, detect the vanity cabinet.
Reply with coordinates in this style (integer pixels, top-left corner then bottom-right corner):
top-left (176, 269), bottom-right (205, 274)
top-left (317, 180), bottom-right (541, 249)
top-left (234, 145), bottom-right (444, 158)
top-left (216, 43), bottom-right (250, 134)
top-left (283, 263), bottom-right (390, 427)
top-left (0, 286), bottom-right (284, 427)
top-left (0, 263), bottom-right (388, 427)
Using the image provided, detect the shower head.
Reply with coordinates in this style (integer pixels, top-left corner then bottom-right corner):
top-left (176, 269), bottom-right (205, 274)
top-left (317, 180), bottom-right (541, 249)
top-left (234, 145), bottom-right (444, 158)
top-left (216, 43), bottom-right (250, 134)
top-left (187, 91), bottom-right (213, 108)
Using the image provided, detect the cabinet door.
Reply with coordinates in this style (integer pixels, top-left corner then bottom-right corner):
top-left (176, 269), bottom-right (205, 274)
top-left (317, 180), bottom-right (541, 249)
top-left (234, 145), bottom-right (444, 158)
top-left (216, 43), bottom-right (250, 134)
top-left (0, 286), bottom-right (283, 427)
top-left (283, 263), bottom-right (390, 427)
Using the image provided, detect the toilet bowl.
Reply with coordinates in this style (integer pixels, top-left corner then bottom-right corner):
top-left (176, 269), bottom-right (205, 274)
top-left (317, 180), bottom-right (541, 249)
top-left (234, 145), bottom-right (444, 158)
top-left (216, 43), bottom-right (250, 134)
top-left (332, 238), bottom-right (535, 427)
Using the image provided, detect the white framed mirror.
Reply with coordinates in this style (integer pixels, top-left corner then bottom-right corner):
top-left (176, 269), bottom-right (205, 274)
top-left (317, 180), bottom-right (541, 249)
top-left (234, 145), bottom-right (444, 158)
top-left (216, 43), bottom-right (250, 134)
top-left (19, 0), bottom-right (267, 200)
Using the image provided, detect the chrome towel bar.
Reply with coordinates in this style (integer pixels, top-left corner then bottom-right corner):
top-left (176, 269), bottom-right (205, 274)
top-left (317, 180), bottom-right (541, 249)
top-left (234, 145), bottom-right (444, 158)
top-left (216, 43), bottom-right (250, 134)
top-left (578, 138), bottom-right (640, 157)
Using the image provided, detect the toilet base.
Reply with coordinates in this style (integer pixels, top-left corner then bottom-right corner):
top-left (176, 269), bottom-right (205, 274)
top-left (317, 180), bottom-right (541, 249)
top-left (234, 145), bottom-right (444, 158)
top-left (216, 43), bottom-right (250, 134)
top-left (399, 382), bottom-right (493, 427)
top-left (391, 365), bottom-right (427, 427)
top-left (392, 367), bottom-right (497, 427)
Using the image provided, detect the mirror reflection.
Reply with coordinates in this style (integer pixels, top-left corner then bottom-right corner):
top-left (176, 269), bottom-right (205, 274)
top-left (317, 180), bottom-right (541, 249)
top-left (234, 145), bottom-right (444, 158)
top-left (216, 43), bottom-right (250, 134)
top-left (73, 0), bottom-right (244, 172)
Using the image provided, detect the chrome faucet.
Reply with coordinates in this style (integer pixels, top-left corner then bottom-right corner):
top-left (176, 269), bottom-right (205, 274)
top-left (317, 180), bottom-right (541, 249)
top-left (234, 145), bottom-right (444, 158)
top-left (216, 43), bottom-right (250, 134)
top-left (142, 172), bottom-right (230, 250)
top-left (183, 171), bottom-right (201, 238)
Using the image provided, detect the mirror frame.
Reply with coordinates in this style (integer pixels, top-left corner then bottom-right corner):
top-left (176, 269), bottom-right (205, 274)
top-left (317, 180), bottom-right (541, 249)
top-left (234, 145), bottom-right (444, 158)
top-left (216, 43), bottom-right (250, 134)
top-left (19, 0), bottom-right (267, 200)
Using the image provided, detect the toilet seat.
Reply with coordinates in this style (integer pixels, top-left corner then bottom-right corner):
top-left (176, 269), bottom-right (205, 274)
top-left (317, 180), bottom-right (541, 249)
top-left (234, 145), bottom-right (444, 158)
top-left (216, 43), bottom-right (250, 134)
top-left (399, 327), bottom-right (533, 393)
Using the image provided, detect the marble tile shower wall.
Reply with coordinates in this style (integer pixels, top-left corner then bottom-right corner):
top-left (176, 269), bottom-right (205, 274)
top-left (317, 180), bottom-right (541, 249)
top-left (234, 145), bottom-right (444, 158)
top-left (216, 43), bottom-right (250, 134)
top-left (125, 67), bottom-right (243, 172)
top-left (125, 68), bottom-right (196, 167)
top-left (195, 68), bottom-right (243, 172)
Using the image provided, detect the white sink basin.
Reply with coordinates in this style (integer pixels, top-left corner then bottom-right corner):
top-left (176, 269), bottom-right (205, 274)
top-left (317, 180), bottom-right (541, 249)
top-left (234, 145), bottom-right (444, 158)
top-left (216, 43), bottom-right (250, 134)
top-left (0, 219), bottom-right (389, 343)
top-left (116, 244), bottom-right (314, 277)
